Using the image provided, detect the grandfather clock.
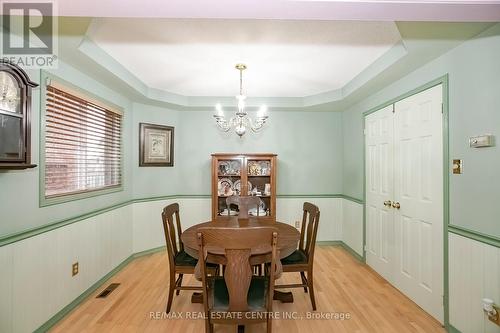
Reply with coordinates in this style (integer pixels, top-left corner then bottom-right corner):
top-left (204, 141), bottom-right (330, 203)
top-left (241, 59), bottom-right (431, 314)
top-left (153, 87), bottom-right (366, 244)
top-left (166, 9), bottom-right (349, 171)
top-left (0, 61), bottom-right (38, 169)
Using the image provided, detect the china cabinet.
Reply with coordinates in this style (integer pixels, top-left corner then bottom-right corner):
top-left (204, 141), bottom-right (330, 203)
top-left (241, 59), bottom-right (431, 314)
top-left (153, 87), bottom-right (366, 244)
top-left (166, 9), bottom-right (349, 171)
top-left (211, 153), bottom-right (277, 220)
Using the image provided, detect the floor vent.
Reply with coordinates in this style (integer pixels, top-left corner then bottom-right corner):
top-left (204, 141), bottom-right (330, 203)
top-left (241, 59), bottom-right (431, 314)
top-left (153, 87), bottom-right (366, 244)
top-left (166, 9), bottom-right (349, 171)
top-left (96, 283), bottom-right (120, 298)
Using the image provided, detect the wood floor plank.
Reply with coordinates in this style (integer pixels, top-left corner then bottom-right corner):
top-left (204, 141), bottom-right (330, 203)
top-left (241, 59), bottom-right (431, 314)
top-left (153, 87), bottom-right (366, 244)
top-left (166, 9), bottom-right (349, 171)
top-left (50, 246), bottom-right (444, 333)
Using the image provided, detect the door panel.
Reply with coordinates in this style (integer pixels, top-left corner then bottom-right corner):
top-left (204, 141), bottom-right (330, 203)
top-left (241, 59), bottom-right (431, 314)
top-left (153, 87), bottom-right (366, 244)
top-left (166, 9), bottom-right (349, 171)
top-left (394, 84), bottom-right (443, 322)
top-left (365, 84), bottom-right (443, 323)
top-left (365, 105), bottom-right (395, 283)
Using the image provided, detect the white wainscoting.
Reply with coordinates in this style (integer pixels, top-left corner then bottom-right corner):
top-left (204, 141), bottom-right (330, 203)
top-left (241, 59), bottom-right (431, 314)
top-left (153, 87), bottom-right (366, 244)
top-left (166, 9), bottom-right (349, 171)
top-left (0, 196), bottom-right (361, 333)
top-left (449, 232), bottom-right (500, 333)
top-left (132, 198), bottom-right (212, 253)
top-left (277, 197), bottom-right (343, 242)
top-left (132, 197), bottom-right (345, 253)
top-left (0, 205), bottom-right (133, 333)
top-left (341, 199), bottom-right (364, 256)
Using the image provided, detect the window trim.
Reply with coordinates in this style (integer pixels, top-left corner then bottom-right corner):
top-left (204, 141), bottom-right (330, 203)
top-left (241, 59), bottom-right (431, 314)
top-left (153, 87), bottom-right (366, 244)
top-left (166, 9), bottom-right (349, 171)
top-left (39, 72), bottom-right (124, 207)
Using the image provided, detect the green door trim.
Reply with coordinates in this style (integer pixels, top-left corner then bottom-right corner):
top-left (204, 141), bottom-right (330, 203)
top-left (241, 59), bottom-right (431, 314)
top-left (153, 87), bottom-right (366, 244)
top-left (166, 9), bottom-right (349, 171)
top-left (361, 74), bottom-right (450, 329)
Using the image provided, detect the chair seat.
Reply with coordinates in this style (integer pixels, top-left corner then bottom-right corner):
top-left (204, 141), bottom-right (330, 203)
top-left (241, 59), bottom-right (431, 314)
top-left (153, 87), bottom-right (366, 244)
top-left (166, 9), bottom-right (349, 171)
top-left (174, 250), bottom-right (198, 266)
top-left (209, 276), bottom-right (268, 311)
top-left (174, 250), bottom-right (218, 269)
top-left (281, 250), bottom-right (308, 265)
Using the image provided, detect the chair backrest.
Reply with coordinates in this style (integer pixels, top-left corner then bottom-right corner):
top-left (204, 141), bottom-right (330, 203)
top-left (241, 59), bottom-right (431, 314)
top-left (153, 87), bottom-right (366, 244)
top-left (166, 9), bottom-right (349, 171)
top-left (226, 195), bottom-right (262, 218)
top-left (197, 227), bottom-right (278, 312)
top-left (298, 202), bottom-right (320, 263)
top-left (161, 203), bottom-right (184, 269)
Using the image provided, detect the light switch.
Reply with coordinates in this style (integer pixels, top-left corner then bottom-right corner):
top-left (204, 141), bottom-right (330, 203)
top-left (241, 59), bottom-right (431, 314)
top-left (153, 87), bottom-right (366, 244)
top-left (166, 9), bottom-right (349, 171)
top-left (453, 159), bottom-right (462, 174)
top-left (470, 135), bottom-right (494, 148)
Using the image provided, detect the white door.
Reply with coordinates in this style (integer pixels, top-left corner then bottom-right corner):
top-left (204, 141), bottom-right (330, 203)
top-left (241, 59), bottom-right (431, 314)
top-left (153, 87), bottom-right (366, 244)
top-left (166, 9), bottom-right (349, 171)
top-left (365, 105), bottom-right (395, 283)
top-left (393, 85), bottom-right (443, 322)
top-left (365, 85), bottom-right (443, 323)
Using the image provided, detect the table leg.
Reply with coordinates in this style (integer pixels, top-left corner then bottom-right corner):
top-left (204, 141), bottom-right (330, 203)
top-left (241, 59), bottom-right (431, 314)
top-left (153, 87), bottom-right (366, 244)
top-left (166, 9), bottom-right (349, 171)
top-left (273, 290), bottom-right (294, 303)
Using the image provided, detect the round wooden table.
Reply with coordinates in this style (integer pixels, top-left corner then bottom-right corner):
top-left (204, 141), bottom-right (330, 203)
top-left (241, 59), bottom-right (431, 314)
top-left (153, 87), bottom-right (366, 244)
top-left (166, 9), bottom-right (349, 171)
top-left (182, 217), bottom-right (300, 261)
top-left (181, 217), bottom-right (300, 303)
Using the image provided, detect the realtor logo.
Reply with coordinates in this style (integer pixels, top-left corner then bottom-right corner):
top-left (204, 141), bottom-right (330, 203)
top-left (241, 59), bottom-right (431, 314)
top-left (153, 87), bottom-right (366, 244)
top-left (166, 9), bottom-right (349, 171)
top-left (1, 1), bottom-right (58, 68)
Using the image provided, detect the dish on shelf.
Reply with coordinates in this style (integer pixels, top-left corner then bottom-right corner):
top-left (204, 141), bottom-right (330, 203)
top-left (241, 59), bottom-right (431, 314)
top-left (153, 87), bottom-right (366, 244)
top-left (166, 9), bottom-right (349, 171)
top-left (217, 178), bottom-right (234, 196)
top-left (218, 160), bottom-right (241, 175)
top-left (247, 160), bottom-right (271, 176)
top-left (248, 210), bottom-right (268, 217)
top-left (229, 160), bottom-right (241, 175)
top-left (218, 161), bottom-right (229, 175)
top-left (219, 209), bottom-right (239, 216)
top-left (233, 180), bottom-right (252, 195)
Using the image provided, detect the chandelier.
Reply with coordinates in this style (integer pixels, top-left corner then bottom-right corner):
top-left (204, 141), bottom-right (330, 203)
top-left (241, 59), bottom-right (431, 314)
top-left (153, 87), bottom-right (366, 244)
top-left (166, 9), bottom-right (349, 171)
top-left (213, 64), bottom-right (268, 137)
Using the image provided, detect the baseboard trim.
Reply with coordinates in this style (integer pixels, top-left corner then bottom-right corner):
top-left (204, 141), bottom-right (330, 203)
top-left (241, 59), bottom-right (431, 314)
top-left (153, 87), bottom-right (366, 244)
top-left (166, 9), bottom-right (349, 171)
top-left (340, 242), bottom-right (364, 262)
top-left (447, 324), bottom-right (462, 333)
top-left (316, 240), bottom-right (364, 262)
top-left (34, 246), bottom-right (166, 333)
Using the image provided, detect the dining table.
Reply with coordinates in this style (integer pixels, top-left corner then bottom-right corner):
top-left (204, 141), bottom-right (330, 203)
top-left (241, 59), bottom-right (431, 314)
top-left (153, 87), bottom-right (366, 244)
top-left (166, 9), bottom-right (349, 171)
top-left (181, 216), bottom-right (301, 304)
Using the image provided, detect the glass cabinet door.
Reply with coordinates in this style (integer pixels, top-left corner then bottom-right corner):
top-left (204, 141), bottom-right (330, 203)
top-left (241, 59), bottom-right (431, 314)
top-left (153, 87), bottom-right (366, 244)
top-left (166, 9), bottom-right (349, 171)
top-left (246, 158), bottom-right (273, 217)
top-left (216, 157), bottom-right (243, 216)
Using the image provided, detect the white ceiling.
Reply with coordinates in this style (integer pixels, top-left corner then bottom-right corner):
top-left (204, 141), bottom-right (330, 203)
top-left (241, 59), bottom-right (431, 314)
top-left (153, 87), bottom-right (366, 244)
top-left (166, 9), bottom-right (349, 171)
top-left (89, 19), bottom-right (401, 97)
top-left (56, 0), bottom-right (500, 21)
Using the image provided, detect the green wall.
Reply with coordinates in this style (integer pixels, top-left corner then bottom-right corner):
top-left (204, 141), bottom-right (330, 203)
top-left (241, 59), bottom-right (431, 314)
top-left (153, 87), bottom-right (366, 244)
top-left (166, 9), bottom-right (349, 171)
top-left (131, 103), bottom-right (180, 198)
top-left (342, 23), bottom-right (500, 239)
top-left (131, 107), bottom-right (344, 197)
top-left (178, 110), bottom-right (343, 195)
top-left (0, 60), bottom-right (134, 238)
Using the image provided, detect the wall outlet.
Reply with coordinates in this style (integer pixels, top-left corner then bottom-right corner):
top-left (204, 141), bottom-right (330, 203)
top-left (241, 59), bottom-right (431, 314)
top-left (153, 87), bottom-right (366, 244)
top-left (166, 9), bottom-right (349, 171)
top-left (295, 221), bottom-right (301, 228)
top-left (72, 262), bottom-right (79, 276)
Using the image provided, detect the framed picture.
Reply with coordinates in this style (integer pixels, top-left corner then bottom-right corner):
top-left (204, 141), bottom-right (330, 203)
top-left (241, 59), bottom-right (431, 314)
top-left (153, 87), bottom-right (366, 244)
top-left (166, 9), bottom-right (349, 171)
top-left (139, 123), bottom-right (174, 167)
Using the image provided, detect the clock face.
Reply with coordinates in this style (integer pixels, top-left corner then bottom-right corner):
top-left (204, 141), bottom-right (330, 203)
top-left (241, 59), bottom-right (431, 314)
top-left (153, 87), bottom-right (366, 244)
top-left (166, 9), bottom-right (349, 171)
top-left (0, 72), bottom-right (21, 113)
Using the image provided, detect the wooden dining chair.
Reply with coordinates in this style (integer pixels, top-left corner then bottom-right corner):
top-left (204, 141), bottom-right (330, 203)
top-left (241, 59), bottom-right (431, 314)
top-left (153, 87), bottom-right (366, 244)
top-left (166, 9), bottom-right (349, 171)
top-left (162, 203), bottom-right (218, 313)
top-left (197, 227), bottom-right (280, 333)
top-left (226, 196), bottom-right (262, 218)
top-left (275, 202), bottom-right (320, 310)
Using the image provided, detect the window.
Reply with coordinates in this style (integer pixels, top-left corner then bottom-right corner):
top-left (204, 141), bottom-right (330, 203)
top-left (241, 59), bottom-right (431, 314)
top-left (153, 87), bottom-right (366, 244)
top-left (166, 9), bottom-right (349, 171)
top-left (44, 84), bottom-right (122, 199)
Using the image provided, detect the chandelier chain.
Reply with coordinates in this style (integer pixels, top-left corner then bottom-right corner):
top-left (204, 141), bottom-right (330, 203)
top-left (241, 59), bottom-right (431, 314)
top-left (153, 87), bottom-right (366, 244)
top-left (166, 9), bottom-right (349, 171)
top-left (239, 67), bottom-right (243, 96)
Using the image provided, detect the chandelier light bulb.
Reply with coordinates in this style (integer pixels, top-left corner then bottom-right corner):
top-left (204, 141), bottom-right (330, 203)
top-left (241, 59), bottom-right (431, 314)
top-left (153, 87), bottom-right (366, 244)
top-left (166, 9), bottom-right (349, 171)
top-left (215, 103), bottom-right (223, 116)
top-left (258, 105), bottom-right (267, 117)
top-left (238, 100), bottom-right (245, 113)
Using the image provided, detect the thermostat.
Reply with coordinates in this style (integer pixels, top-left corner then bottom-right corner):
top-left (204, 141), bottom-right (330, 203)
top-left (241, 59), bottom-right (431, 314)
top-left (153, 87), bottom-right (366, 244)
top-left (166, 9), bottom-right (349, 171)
top-left (469, 135), bottom-right (494, 148)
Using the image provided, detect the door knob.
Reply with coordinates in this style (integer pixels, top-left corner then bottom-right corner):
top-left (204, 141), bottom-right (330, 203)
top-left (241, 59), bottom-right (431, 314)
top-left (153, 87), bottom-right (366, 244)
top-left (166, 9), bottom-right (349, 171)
top-left (383, 200), bottom-right (392, 207)
top-left (392, 202), bottom-right (401, 209)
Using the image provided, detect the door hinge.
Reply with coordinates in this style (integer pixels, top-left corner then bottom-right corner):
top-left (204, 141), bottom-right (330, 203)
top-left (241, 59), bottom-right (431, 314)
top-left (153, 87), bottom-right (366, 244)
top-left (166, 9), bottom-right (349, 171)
top-left (441, 103), bottom-right (444, 114)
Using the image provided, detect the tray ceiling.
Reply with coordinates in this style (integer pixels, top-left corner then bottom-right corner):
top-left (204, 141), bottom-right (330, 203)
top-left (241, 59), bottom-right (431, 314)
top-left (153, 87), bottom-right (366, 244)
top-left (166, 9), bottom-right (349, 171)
top-left (89, 19), bottom-right (401, 97)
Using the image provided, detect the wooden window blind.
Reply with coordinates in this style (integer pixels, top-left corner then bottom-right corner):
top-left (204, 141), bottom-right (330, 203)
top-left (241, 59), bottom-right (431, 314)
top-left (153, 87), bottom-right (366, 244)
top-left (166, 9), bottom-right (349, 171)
top-left (44, 85), bottom-right (122, 198)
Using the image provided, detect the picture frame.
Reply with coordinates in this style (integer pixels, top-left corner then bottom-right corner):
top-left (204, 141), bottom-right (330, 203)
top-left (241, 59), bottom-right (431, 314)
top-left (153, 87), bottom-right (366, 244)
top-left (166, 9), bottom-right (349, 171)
top-left (139, 123), bottom-right (174, 167)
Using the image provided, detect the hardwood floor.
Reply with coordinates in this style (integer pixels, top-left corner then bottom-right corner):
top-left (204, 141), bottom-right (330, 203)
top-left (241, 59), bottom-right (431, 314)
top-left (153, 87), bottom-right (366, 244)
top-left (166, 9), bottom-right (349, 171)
top-left (51, 246), bottom-right (444, 333)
